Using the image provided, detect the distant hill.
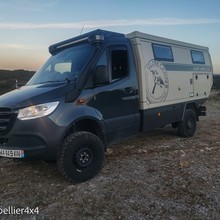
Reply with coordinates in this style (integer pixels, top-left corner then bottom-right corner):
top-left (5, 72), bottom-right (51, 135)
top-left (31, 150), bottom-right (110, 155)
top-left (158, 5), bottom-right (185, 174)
top-left (0, 69), bottom-right (35, 95)
top-left (0, 69), bottom-right (219, 96)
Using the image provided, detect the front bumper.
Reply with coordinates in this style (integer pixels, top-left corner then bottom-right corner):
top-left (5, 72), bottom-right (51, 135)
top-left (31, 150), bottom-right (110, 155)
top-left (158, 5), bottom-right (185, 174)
top-left (0, 116), bottom-right (66, 160)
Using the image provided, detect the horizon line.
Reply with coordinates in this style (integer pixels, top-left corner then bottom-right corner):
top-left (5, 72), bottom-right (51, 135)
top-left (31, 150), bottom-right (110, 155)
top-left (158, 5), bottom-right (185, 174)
top-left (0, 68), bottom-right (220, 75)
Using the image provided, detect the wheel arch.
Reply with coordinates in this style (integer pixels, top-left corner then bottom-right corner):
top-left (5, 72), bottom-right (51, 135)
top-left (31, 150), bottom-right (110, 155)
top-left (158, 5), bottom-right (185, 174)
top-left (54, 105), bottom-right (107, 147)
top-left (64, 117), bottom-right (107, 147)
top-left (182, 102), bottom-right (201, 121)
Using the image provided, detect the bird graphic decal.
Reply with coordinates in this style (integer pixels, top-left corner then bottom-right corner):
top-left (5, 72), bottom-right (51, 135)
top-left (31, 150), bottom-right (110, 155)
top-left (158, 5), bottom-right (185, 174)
top-left (151, 70), bottom-right (165, 94)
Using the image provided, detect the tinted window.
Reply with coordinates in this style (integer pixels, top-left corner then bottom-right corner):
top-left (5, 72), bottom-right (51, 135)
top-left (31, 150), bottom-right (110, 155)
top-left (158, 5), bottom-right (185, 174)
top-left (92, 48), bottom-right (128, 86)
top-left (111, 49), bottom-right (128, 80)
top-left (191, 50), bottom-right (205, 64)
top-left (27, 43), bottom-right (95, 85)
top-left (152, 44), bottom-right (174, 62)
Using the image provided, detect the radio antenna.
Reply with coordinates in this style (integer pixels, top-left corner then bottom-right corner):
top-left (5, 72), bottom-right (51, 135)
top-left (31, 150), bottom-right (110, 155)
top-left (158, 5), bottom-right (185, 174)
top-left (80, 25), bottom-right (84, 35)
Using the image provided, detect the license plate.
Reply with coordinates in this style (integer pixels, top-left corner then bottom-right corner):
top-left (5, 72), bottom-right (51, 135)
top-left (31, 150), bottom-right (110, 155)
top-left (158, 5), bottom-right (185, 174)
top-left (0, 149), bottom-right (24, 158)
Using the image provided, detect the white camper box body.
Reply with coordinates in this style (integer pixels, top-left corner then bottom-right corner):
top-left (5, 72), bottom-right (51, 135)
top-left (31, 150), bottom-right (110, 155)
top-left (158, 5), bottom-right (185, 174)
top-left (126, 32), bottom-right (213, 110)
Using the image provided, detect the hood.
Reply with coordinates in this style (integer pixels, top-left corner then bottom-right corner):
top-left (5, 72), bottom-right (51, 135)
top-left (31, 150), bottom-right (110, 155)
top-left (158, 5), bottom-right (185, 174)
top-left (0, 82), bottom-right (75, 109)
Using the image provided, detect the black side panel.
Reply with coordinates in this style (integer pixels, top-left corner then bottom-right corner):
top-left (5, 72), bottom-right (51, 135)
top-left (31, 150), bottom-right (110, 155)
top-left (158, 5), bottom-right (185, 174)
top-left (105, 113), bottom-right (140, 144)
top-left (141, 103), bottom-right (185, 131)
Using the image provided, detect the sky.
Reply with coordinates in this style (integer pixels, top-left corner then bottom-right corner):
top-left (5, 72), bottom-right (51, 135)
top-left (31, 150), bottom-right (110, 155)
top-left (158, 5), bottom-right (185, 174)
top-left (0, 0), bottom-right (220, 73)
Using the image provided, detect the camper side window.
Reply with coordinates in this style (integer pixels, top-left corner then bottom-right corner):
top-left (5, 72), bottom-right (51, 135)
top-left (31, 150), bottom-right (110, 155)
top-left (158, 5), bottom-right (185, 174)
top-left (191, 50), bottom-right (205, 64)
top-left (152, 44), bottom-right (174, 62)
top-left (111, 49), bottom-right (128, 80)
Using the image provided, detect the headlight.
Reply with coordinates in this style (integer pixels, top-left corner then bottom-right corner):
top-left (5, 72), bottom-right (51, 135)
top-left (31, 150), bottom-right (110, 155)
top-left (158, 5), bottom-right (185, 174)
top-left (17, 101), bottom-right (59, 120)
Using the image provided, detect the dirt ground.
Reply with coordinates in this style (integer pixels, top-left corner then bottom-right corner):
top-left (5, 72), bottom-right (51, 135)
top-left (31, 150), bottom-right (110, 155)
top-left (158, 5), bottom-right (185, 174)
top-left (0, 90), bottom-right (220, 220)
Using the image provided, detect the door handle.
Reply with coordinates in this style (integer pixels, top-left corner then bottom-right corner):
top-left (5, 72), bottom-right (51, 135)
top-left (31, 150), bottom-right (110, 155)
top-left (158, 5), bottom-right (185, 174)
top-left (124, 87), bottom-right (134, 94)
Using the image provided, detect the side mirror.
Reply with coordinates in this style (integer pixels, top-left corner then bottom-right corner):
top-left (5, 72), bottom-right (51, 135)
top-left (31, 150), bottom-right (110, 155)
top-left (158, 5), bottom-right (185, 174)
top-left (93, 65), bottom-right (110, 85)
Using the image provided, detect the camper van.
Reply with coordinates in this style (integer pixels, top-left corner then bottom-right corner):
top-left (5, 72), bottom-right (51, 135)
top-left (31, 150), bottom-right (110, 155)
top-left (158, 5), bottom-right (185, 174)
top-left (0, 29), bottom-right (213, 182)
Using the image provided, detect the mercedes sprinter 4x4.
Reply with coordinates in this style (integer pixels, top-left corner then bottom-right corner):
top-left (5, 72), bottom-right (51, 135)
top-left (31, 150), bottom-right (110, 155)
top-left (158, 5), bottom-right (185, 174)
top-left (0, 29), bottom-right (213, 182)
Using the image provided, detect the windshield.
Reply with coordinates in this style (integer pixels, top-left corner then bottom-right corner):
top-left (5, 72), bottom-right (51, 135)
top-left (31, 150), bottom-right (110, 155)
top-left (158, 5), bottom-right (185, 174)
top-left (27, 43), bottom-right (95, 85)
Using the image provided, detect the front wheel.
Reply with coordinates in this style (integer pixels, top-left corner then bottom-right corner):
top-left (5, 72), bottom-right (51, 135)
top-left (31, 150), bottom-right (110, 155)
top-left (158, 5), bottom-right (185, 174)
top-left (57, 131), bottom-right (105, 182)
top-left (178, 109), bottom-right (197, 137)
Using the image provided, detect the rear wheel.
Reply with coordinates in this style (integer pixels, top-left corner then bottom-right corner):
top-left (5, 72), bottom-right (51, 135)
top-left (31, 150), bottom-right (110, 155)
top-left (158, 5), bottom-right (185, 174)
top-left (57, 131), bottom-right (105, 182)
top-left (178, 109), bottom-right (197, 137)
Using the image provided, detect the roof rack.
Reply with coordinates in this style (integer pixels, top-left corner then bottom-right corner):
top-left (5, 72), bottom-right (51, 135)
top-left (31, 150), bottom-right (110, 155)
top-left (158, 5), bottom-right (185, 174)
top-left (48, 29), bottom-right (124, 55)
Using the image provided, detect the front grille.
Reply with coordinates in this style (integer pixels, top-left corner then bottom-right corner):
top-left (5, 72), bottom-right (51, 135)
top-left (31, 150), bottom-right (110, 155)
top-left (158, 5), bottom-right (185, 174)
top-left (0, 108), bottom-right (17, 134)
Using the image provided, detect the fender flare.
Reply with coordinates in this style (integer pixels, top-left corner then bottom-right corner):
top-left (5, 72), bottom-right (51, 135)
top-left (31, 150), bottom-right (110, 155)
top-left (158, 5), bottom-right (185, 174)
top-left (51, 105), bottom-right (107, 145)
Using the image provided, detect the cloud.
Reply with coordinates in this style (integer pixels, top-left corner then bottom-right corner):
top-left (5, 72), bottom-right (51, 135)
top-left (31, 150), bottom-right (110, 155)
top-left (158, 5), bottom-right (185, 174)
top-left (0, 0), bottom-right (59, 12)
top-left (0, 44), bottom-right (27, 49)
top-left (18, 0), bottom-right (59, 12)
top-left (0, 44), bottom-right (45, 50)
top-left (0, 18), bottom-right (220, 30)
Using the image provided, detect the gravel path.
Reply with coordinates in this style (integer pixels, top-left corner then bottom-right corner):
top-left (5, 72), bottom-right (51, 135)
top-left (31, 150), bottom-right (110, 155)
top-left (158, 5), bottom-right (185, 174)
top-left (0, 91), bottom-right (220, 220)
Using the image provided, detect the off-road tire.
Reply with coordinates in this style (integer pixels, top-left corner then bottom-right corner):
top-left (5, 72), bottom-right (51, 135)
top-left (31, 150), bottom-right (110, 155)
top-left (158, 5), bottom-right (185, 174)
top-left (178, 108), bottom-right (197, 137)
top-left (57, 131), bottom-right (105, 182)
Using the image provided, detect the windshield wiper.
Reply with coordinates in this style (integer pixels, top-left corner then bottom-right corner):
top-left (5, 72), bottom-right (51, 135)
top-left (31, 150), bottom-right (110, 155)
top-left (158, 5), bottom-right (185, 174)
top-left (65, 78), bottom-right (71, 83)
top-left (37, 80), bottom-right (64, 84)
top-left (65, 76), bottom-right (78, 83)
top-left (37, 77), bottom-right (78, 85)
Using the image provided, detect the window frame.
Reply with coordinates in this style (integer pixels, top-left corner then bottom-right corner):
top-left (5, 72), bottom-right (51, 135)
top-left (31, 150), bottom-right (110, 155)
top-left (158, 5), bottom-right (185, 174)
top-left (191, 50), bottom-right (205, 64)
top-left (110, 47), bottom-right (129, 81)
top-left (152, 43), bottom-right (174, 62)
